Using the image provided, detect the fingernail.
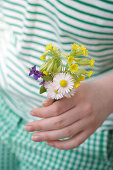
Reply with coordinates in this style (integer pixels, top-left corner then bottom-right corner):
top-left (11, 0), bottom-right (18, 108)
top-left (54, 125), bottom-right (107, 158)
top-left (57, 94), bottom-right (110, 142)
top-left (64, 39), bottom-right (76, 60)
top-left (32, 135), bottom-right (42, 142)
top-left (25, 125), bottom-right (33, 131)
top-left (42, 99), bottom-right (49, 104)
top-left (30, 111), bottom-right (35, 116)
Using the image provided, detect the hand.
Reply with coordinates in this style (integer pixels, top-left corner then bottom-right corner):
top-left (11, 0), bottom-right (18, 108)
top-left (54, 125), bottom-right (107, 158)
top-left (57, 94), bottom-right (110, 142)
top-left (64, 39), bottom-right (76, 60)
top-left (25, 80), bottom-right (112, 150)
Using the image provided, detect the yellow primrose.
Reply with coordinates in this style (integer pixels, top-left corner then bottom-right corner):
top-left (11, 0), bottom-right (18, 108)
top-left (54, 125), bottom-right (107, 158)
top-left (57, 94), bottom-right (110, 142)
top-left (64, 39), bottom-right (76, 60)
top-left (40, 55), bottom-right (46, 61)
top-left (45, 43), bottom-right (52, 51)
top-left (72, 43), bottom-right (79, 50)
top-left (70, 64), bottom-right (78, 72)
top-left (76, 80), bottom-right (80, 84)
top-left (80, 45), bottom-right (86, 51)
top-left (74, 83), bottom-right (80, 89)
top-left (76, 75), bottom-right (85, 83)
top-left (83, 49), bottom-right (88, 57)
top-left (43, 71), bottom-right (48, 76)
top-left (53, 47), bottom-right (59, 51)
top-left (53, 47), bottom-right (56, 51)
top-left (80, 75), bottom-right (85, 81)
top-left (88, 71), bottom-right (93, 78)
top-left (80, 45), bottom-right (88, 57)
top-left (68, 56), bottom-right (74, 64)
top-left (90, 58), bottom-right (95, 68)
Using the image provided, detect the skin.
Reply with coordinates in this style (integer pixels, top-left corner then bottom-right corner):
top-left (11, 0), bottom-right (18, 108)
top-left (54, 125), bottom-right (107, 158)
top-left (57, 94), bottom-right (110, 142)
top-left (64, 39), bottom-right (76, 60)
top-left (25, 72), bottom-right (113, 150)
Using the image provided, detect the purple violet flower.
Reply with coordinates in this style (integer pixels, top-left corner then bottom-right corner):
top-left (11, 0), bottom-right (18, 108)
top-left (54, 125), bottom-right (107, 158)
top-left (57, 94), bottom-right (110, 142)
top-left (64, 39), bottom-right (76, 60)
top-left (39, 79), bottom-right (45, 85)
top-left (29, 65), bottom-right (43, 80)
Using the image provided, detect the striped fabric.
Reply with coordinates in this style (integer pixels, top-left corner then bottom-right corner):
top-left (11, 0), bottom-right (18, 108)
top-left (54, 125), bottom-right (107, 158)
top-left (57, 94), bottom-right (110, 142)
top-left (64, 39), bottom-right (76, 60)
top-left (0, 95), bottom-right (113, 170)
top-left (0, 0), bottom-right (113, 125)
top-left (1, 0), bottom-right (113, 129)
top-left (0, 1), bottom-right (113, 119)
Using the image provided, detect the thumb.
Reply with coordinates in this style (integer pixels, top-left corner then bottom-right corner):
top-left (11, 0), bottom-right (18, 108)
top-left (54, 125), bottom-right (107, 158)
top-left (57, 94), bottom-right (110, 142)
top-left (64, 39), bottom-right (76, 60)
top-left (42, 98), bottom-right (54, 107)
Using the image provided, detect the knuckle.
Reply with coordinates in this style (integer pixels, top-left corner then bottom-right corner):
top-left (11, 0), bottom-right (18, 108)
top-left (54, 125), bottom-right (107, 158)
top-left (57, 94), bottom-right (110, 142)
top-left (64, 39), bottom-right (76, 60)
top-left (83, 103), bottom-right (93, 116)
top-left (90, 115), bottom-right (96, 125)
top-left (53, 106), bottom-right (60, 116)
top-left (86, 103), bottom-right (93, 113)
top-left (54, 118), bottom-right (65, 128)
top-left (35, 122), bottom-right (42, 130)
top-left (65, 128), bottom-right (73, 137)
top-left (43, 133), bottom-right (50, 141)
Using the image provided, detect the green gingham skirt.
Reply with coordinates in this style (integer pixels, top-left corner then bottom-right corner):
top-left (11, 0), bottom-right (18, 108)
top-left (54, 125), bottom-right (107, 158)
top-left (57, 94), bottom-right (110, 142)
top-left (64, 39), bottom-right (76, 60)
top-left (0, 95), bottom-right (113, 170)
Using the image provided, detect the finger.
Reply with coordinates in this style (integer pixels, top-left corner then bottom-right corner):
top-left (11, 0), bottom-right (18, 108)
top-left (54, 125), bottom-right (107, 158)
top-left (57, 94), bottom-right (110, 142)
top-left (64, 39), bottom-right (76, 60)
top-left (26, 106), bottom-right (84, 131)
top-left (42, 98), bottom-right (54, 107)
top-left (30, 96), bottom-right (77, 118)
top-left (47, 128), bottom-right (93, 150)
top-left (31, 116), bottom-right (94, 142)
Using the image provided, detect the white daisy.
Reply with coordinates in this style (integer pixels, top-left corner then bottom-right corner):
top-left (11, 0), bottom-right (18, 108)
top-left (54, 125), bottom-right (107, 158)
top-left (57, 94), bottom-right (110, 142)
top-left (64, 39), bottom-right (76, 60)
top-left (53, 73), bottom-right (74, 95)
top-left (44, 81), bottom-right (52, 89)
top-left (47, 83), bottom-right (63, 100)
top-left (64, 88), bottom-right (76, 98)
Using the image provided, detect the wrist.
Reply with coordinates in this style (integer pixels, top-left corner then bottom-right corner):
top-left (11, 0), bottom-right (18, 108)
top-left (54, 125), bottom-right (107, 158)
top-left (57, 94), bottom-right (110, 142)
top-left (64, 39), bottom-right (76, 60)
top-left (93, 74), bottom-right (113, 115)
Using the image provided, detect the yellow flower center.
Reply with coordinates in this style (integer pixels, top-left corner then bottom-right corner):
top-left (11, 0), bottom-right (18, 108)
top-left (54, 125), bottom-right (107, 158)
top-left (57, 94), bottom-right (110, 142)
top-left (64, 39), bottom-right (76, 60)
top-left (60, 80), bottom-right (67, 87)
top-left (54, 89), bottom-right (58, 93)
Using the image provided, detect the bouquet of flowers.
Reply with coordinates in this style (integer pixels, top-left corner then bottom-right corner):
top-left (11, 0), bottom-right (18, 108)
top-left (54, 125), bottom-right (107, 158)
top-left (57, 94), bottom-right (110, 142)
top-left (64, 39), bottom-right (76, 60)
top-left (29, 43), bottom-right (95, 100)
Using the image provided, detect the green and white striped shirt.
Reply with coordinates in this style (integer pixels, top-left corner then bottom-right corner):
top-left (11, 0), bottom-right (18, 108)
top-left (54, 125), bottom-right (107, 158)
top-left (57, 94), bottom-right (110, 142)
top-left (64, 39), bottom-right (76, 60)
top-left (0, 0), bottom-right (113, 129)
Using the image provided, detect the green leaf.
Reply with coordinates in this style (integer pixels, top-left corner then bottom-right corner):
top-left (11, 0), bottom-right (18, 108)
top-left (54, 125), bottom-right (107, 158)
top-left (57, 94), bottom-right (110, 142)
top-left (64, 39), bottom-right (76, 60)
top-left (39, 63), bottom-right (47, 72)
top-left (40, 86), bottom-right (47, 94)
top-left (57, 65), bottom-right (62, 73)
top-left (43, 75), bottom-right (53, 81)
